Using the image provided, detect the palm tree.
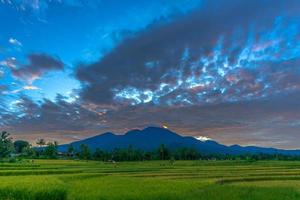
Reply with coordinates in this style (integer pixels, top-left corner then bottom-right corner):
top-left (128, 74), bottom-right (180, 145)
top-left (0, 131), bottom-right (10, 142)
top-left (0, 131), bottom-right (13, 158)
top-left (36, 138), bottom-right (46, 147)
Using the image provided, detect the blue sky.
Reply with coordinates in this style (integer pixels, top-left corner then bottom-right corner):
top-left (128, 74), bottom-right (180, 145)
top-left (1, 0), bottom-right (300, 149)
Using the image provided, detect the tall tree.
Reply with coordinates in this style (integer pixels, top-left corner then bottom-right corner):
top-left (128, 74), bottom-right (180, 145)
top-left (44, 142), bottom-right (58, 159)
top-left (67, 144), bottom-right (75, 157)
top-left (0, 131), bottom-right (10, 142)
top-left (79, 144), bottom-right (91, 160)
top-left (14, 140), bottom-right (30, 154)
top-left (93, 148), bottom-right (105, 161)
top-left (0, 131), bottom-right (14, 158)
top-left (158, 144), bottom-right (168, 160)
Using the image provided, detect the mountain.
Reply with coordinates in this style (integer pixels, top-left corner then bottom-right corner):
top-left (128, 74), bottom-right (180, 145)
top-left (58, 127), bottom-right (300, 155)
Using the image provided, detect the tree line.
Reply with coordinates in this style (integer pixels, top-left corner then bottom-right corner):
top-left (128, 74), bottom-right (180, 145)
top-left (2, 131), bottom-right (300, 162)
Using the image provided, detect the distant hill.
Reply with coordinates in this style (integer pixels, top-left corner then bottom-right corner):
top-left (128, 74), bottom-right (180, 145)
top-left (58, 127), bottom-right (300, 155)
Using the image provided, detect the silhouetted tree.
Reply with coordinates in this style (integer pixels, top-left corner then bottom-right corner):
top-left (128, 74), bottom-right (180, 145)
top-left (0, 131), bottom-right (14, 158)
top-left (44, 142), bottom-right (58, 159)
top-left (22, 144), bottom-right (36, 157)
top-left (67, 144), bottom-right (75, 157)
top-left (14, 140), bottom-right (30, 154)
top-left (158, 144), bottom-right (169, 160)
top-left (93, 148), bottom-right (105, 161)
top-left (79, 144), bottom-right (91, 160)
top-left (36, 138), bottom-right (46, 147)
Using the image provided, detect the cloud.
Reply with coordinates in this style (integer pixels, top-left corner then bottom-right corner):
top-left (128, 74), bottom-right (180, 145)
top-left (12, 53), bottom-right (64, 83)
top-left (7, 85), bottom-right (40, 94)
top-left (76, 0), bottom-right (300, 107)
top-left (1, 91), bottom-right (299, 148)
top-left (23, 85), bottom-right (39, 90)
top-left (195, 136), bottom-right (211, 142)
top-left (0, 57), bottom-right (17, 69)
top-left (0, 85), bottom-right (8, 94)
top-left (0, 0), bottom-right (103, 12)
top-left (1, 95), bottom-right (107, 141)
top-left (8, 38), bottom-right (22, 46)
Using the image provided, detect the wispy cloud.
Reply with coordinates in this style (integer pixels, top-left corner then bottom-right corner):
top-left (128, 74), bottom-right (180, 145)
top-left (11, 53), bottom-right (64, 83)
top-left (23, 85), bottom-right (39, 90)
top-left (8, 38), bottom-right (22, 46)
top-left (195, 136), bottom-right (212, 142)
top-left (0, 57), bottom-right (17, 69)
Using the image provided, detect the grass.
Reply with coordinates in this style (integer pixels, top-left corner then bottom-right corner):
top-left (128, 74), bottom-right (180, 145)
top-left (0, 160), bottom-right (299, 199)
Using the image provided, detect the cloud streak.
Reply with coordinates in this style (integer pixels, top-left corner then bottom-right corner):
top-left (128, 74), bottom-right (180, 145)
top-left (12, 53), bottom-right (64, 83)
top-left (8, 38), bottom-right (22, 46)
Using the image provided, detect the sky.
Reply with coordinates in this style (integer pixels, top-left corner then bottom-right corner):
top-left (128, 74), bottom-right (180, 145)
top-left (1, 0), bottom-right (300, 149)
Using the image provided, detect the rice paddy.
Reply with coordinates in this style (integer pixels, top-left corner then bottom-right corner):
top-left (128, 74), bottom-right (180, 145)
top-left (0, 160), bottom-right (300, 199)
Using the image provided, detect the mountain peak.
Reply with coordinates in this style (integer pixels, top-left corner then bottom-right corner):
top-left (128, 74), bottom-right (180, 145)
top-left (101, 132), bottom-right (115, 137)
top-left (124, 126), bottom-right (178, 138)
top-left (142, 126), bottom-right (180, 137)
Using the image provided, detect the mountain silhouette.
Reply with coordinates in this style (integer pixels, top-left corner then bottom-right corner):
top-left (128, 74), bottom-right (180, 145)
top-left (58, 127), bottom-right (300, 155)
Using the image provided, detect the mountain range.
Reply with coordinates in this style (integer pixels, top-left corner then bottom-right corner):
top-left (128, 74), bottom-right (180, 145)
top-left (58, 127), bottom-right (300, 155)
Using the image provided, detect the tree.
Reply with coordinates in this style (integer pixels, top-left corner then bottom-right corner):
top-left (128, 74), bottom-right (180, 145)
top-left (22, 144), bottom-right (36, 157)
top-left (67, 144), bottom-right (75, 157)
top-left (79, 144), bottom-right (91, 160)
top-left (127, 145), bottom-right (134, 161)
top-left (44, 142), bottom-right (58, 159)
top-left (14, 140), bottom-right (30, 154)
top-left (93, 148), bottom-right (105, 161)
top-left (36, 138), bottom-right (46, 147)
top-left (0, 131), bottom-right (14, 158)
top-left (0, 131), bottom-right (10, 142)
top-left (158, 144), bottom-right (168, 160)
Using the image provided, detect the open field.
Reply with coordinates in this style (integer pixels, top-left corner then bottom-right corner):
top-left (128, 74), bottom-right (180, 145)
top-left (0, 160), bottom-right (300, 199)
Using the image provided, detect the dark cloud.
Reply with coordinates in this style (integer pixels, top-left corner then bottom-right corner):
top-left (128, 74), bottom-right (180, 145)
top-left (0, 85), bottom-right (8, 93)
top-left (1, 94), bottom-right (107, 142)
top-left (12, 53), bottom-right (64, 83)
top-left (76, 0), bottom-right (300, 106)
top-left (13, 95), bottom-right (105, 132)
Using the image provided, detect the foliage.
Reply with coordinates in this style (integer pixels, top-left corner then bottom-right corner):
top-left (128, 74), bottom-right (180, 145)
top-left (44, 142), bottom-right (58, 159)
top-left (36, 139), bottom-right (46, 147)
top-left (67, 145), bottom-right (75, 157)
top-left (14, 140), bottom-right (30, 154)
top-left (0, 131), bottom-right (14, 158)
top-left (78, 144), bottom-right (91, 160)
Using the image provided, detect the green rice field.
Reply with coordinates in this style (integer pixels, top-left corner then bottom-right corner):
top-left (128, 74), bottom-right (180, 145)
top-left (1, 160), bottom-right (300, 199)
